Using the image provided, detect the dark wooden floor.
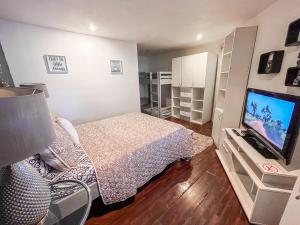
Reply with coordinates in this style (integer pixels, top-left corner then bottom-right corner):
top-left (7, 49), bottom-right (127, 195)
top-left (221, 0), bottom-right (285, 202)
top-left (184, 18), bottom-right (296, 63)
top-left (86, 118), bottom-right (250, 225)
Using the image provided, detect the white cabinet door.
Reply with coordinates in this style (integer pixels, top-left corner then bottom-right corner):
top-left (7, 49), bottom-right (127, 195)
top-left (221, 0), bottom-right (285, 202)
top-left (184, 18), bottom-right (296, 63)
top-left (172, 57), bottom-right (182, 86)
top-left (181, 55), bottom-right (193, 87)
top-left (192, 53), bottom-right (207, 88)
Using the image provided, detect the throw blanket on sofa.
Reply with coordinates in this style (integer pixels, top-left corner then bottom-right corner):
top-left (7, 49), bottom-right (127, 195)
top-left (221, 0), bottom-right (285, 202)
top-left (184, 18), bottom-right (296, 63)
top-left (76, 113), bottom-right (194, 204)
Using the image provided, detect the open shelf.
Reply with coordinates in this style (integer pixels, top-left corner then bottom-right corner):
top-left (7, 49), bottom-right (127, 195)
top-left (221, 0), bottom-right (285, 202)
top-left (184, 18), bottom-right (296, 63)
top-left (180, 102), bottom-right (191, 108)
top-left (216, 128), bottom-right (298, 225)
top-left (192, 100), bottom-right (203, 111)
top-left (192, 88), bottom-right (204, 100)
top-left (191, 111), bottom-right (202, 124)
top-left (173, 98), bottom-right (180, 108)
top-left (180, 111), bottom-right (191, 117)
top-left (215, 150), bottom-right (254, 218)
top-left (224, 31), bottom-right (235, 54)
top-left (172, 107), bottom-right (180, 118)
top-left (216, 90), bottom-right (225, 109)
top-left (172, 86), bottom-right (180, 98)
top-left (219, 72), bottom-right (228, 90)
top-left (221, 53), bottom-right (232, 72)
top-left (181, 87), bottom-right (192, 98)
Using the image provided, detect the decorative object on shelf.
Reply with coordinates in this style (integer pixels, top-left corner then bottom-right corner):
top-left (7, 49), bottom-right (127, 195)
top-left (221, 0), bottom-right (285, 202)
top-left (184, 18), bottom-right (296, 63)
top-left (258, 50), bottom-right (284, 74)
top-left (256, 163), bottom-right (282, 174)
top-left (44, 55), bottom-right (68, 74)
top-left (285, 52), bottom-right (300, 87)
top-left (0, 42), bottom-right (14, 87)
top-left (110, 60), bottom-right (123, 74)
top-left (285, 18), bottom-right (300, 47)
top-left (20, 83), bottom-right (50, 98)
top-left (0, 87), bottom-right (55, 225)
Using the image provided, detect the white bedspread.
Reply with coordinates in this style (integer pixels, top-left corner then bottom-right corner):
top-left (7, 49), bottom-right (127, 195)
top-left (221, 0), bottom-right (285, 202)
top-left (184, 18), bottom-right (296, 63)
top-left (76, 113), bottom-right (193, 204)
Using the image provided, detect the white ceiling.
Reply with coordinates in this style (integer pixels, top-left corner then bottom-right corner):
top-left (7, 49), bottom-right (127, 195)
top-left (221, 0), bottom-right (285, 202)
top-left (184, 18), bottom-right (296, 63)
top-left (0, 0), bottom-right (276, 55)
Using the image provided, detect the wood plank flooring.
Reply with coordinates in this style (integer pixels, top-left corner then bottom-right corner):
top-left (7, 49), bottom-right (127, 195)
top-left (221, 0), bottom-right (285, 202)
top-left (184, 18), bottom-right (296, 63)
top-left (85, 118), bottom-right (250, 225)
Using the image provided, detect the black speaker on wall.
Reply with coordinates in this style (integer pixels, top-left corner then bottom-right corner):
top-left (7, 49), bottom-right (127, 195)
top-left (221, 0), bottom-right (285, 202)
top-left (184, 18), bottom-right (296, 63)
top-left (285, 52), bottom-right (300, 87)
top-left (258, 50), bottom-right (284, 74)
top-left (285, 18), bottom-right (300, 47)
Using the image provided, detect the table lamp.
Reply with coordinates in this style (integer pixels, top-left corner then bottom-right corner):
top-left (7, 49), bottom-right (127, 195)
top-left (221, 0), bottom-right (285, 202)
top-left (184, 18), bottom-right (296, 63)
top-left (19, 83), bottom-right (50, 98)
top-left (0, 87), bottom-right (55, 225)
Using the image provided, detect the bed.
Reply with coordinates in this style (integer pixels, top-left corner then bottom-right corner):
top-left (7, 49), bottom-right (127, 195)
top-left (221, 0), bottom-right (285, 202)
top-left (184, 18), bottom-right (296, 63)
top-left (76, 113), bottom-right (194, 204)
top-left (27, 112), bottom-right (195, 221)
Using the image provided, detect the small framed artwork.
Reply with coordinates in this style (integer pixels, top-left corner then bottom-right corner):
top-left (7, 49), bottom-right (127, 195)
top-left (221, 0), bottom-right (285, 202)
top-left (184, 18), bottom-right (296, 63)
top-left (110, 60), bottom-right (123, 74)
top-left (44, 55), bottom-right (68, 74)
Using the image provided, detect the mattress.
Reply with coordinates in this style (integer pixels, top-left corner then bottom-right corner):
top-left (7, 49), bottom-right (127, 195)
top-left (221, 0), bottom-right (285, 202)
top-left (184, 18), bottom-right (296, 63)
top-left (76, 113), bottom-right (194, 204)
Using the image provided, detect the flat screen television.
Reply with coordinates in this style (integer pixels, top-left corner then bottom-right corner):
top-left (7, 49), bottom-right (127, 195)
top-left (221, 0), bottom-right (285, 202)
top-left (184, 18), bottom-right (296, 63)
top-left (242, 88), bottom-right (300, 164)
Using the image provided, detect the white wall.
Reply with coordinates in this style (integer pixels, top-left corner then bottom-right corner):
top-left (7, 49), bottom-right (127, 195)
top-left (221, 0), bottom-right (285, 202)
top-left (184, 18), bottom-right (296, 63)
top-left (246, 0), bottom-right (300, 96)
top-left (245, 0), bottom-right (300, 170)
top-left (0, 19), bottom-right (140, 124)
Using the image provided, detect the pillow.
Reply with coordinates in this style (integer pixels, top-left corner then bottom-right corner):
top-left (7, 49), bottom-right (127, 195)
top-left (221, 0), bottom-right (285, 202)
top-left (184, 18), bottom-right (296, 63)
top-left (40, 121), bottom-right (79, 171)
top-left (26, 154), bottom-right (61, 182)
top-left (56, 117), bottom-right (80, 146)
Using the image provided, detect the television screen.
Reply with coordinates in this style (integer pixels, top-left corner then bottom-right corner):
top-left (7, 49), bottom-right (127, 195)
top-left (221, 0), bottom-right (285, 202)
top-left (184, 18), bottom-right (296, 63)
top-left (244, 91), bottom-right (296, 151)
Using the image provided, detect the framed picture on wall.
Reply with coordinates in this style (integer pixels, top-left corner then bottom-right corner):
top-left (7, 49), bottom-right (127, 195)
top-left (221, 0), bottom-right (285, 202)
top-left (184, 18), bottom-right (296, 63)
top-left (110, 60), bottom-right (123, 74)
top-left (44, 55), bottom-right (68, 74)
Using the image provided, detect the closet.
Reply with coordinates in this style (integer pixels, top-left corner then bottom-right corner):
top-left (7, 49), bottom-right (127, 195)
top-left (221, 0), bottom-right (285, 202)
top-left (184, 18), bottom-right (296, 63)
top-left (171, 52), bottom-right (217, 125)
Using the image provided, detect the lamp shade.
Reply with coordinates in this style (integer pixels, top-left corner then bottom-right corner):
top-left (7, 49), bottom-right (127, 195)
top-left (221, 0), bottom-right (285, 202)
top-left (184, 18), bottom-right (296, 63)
top-left (0, 88), bottom-right (55, 167)
top-left (19, 83), bottom-right (50, 98)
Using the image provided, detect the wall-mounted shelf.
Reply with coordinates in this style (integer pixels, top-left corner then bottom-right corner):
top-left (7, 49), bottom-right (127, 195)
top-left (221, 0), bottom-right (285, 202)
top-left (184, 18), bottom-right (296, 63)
top-left (285, 67), bottom-right (300, 87)
top-left (285, 18), bottom-right (300, 47)
top-left (258, 51), bottom-right (284, 74)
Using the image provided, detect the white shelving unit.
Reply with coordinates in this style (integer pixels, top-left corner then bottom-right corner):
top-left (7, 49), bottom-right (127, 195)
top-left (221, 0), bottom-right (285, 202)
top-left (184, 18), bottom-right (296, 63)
top-left (217, 129), bottom-right (298, 225)
top-left (212, 26), bottom-right (258, 147)
top-left (171, 52), bottom-right (217, 125)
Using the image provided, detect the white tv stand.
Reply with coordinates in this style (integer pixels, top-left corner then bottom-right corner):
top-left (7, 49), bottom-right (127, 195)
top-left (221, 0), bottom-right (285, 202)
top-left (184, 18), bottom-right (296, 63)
top-left (216, 128), bottom-right (298, 225)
